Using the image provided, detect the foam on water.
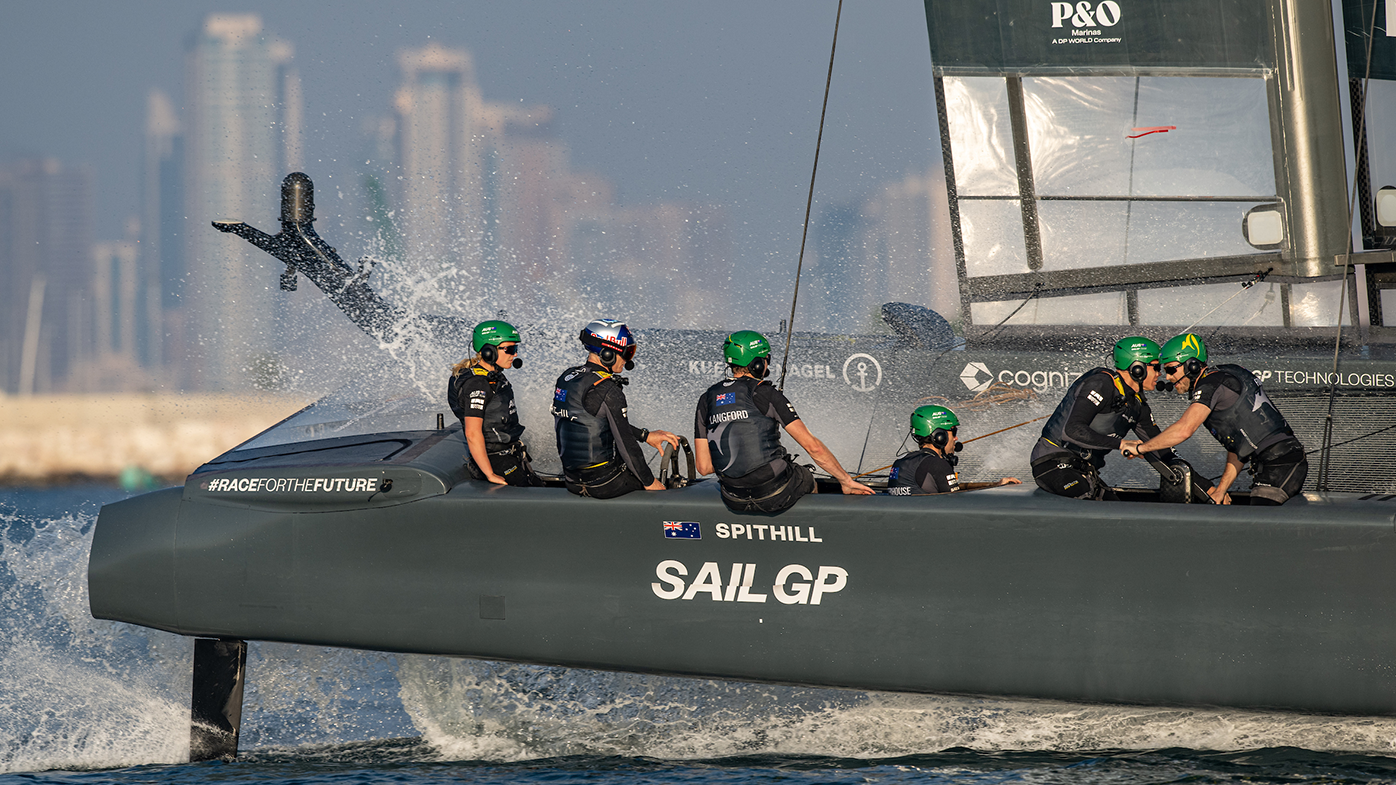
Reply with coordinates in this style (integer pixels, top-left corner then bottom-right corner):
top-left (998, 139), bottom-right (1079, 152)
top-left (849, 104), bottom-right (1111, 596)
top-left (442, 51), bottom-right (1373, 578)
top-left (0, 500), bottom-right (414, 774)
top-left (398, 658), bottom-right (1396, 762)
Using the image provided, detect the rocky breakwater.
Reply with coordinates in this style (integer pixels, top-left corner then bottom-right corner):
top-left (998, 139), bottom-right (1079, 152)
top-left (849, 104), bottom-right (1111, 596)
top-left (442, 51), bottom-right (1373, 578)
top-left (0, 392), bottom-right (308, 485)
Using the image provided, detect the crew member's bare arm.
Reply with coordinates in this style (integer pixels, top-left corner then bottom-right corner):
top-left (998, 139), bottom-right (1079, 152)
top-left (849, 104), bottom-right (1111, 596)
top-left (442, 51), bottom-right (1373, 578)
top-left (693, 437), bottom-right (714, 476)
top-left (1210, 452), bottom-right (1241, 505)
top-left (783, 420), bottom-right (873, 495)
top-left (463, 417), bottom-right (506, 485)
top-left (1125, 402), bottom-right (1210, 457)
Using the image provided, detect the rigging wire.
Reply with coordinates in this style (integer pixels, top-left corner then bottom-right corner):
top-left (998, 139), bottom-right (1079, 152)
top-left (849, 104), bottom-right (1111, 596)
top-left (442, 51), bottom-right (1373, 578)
top-left (1178, 268), bottom-right (1272, 335)
top-left (1317, 0), bottom-right (1381, 492)
top-left (778, 0), bottom-right (843, 392)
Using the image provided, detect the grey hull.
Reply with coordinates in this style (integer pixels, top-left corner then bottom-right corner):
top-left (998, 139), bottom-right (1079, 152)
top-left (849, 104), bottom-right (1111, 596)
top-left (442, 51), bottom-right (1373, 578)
top-left (89, 427), bottom-right (1396, 716)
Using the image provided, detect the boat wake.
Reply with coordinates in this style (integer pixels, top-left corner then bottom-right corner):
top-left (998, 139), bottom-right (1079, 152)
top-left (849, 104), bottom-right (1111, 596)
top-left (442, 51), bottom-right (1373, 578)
top-left (397, 657), bottom-right (1396, 760)
top-left (6, 494), bottom-right (1396, 774)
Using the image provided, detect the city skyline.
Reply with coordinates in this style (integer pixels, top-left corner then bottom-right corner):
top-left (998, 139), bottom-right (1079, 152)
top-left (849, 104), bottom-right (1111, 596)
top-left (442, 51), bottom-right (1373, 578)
top-left (0, 2), bottom-right (951, 393)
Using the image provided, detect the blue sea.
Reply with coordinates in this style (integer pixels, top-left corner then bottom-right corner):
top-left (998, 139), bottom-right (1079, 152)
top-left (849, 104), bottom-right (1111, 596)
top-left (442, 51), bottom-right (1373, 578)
top-left (7, 486), bottom-right (1396, 784)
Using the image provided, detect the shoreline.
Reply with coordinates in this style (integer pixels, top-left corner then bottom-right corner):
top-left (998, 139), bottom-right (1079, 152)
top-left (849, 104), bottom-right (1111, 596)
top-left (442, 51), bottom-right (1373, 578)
top-left (0, 392), bottom-right (309, 486)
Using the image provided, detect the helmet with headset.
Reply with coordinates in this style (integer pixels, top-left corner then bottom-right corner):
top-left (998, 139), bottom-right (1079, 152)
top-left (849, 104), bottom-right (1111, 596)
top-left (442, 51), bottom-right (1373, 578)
top-left (1112, 336), bottom-right (1161, 383)
top-left (472, 320), bottom-right (522, 369)
top-left (580, 319), bottom-right (637, 370)
top-left (1160, 332), bottom-right (1208, 381)
top-left (910, 404), bottom-right (961, 451)
top-left (722, 330), bottom-right (771, 379)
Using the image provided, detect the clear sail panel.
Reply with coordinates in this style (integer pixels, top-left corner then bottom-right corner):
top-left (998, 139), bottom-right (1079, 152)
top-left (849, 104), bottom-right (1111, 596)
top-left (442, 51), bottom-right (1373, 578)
top-left (947, 74), bottom-right (1278, 281)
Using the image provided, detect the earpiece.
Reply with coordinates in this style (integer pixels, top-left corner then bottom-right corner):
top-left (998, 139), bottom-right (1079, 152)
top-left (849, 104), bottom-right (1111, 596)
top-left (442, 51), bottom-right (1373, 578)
top-left (599, 346), bottom-right (616, 365)
top-left (1128, 361), bottom-right (1149, 383)
top-left (750, 357), bottom-right (769, 379)
top-left (931, 429), bottom-right (949, 449)
top-left (1184, 357), bottom-right (1203, 379)
top-left (480, 344), bottom-right (497, 365)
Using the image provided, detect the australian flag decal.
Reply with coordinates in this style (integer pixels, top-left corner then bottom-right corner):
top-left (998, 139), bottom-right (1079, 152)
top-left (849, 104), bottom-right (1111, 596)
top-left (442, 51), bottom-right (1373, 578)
top-left (663, 521), bottom-right (701, 539)
top-left (715, 392), bottom-right (735, 405)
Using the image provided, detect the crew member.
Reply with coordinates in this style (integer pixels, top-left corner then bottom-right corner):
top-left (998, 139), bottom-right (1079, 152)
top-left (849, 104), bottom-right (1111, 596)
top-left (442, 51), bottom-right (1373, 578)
top-left (552, 319), bottom-right (680, 498)
top-left (1124, 333), bottom-right (1306, 505)
top-left (694, 330), bottom-right (873, 513)
top-left (448, 320), bottom-right (543, 487)
top-left (887, 405), bottom-right (1020, 494)
top-left (1030, 337), bottom-right (1176, 500)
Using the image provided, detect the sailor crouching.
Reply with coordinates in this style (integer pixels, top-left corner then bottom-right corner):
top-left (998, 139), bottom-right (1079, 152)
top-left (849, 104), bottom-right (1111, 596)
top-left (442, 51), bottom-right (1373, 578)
top-left (1030, 336), bottom-right (1176, 501)
top-left (693, 330), bottom-right (872, 514)
top-left (1123, 333), bottom-right (1307, 505)
top-left (449, 319), bottom-right (545, 487)
top-left (552, 318), bottom-right (680, 499)
top-left (887, 405), bottom-right (1019, 495)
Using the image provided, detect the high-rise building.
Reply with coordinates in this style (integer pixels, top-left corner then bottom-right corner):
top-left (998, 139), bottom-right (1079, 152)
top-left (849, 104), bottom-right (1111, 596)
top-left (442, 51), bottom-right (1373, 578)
top-left (183, 14), bottom-right (302, 390)
top-left (393, 42), bottom-right (571, 318)
top-left (143, 89), bottom-right (182, 373)
top-left (0, 158), bottom-right (95, 394)
top-left (860, 168), bottom-right (957, 324)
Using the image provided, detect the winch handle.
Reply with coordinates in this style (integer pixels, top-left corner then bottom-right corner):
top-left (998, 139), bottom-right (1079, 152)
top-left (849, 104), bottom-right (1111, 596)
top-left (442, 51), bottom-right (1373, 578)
top-left (658, 437), bottom-right (697, 489)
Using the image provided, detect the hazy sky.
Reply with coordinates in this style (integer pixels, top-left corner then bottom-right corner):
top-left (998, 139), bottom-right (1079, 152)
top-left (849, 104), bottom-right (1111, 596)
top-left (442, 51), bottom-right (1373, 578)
top-left (0, 0), bottom-right (939, 269)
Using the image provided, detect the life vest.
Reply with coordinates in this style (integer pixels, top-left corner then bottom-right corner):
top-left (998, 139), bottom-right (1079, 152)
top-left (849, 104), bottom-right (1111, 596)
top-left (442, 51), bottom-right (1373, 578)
top-left (1039, 367), bottom-right (1145, 466)
top-left (701, 376), bottom-right (785, 479)
top-left (887, 448), bottom-right (958, 495)
top-left (454, 367), bottom-right (525, 450)
top-left (552, 364), bottom-right (617, 473)
top-left (1196, 364), bottom-right (1294, 461)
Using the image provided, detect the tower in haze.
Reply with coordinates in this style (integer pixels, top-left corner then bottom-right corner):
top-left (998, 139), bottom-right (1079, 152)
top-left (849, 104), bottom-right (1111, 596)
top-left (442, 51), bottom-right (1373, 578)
top-left (183, 14), bottom-right (303, 390)
top-left (0, 158), bottom-right (95, 394)
top-left (393, 42), bottom-right (572, 317)
top-left (142, 89), bottom-right (182, 377)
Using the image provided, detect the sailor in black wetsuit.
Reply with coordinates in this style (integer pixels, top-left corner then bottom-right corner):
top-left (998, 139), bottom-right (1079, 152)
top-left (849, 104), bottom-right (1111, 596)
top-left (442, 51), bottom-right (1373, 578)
top-left (1030, 337), bottom-right (1177, 500)
top-left (887, 405), bottom-right (1020, 495)
top-left (448, 320), bottom-right (544, 487)
top-left (551, 319), bottom-right (680, 499)
top-left (693, 330), bottom-right (872, 513)
top-left (1125, 333), bottom-right (1307, 505)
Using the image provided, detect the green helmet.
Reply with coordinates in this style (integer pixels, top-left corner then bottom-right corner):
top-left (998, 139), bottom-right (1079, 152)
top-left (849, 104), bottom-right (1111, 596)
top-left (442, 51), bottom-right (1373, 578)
top-left (1112, 336), bottom-right (1160, 371)
top-left (910, 404), bottom-right (959, 439)
top-left (1160, 332), bottom-right (1208, 366)
top-left (723, 330), bottom-right (771, 367)
top-left (472, 320), bottom-right (520, 353)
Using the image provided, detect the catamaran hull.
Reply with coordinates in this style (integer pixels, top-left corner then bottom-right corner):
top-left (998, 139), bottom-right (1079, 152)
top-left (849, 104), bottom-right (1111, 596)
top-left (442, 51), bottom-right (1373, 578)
top-left (90, 473), bottom-right (1396, 716)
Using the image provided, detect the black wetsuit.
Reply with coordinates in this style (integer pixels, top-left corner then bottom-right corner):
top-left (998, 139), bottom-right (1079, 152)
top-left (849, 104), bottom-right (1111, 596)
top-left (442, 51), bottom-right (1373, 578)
top-left (1190, 364), bottom-right (1306, 505)
top-left (552, 361), bottom-right (655, 498)
top-left (448, 365), bottom-right (543, 487)
top-left (1030, 368), bottom-right (1172, 500)
top-left (887, 447), bottom-right (959, 495)
top-left (695, 376), bottom-right (813, 514)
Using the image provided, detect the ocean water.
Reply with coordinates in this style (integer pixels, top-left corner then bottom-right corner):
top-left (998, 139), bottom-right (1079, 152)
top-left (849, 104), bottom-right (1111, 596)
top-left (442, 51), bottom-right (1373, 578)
top-left (7, 486), bottom-right (1396, 784)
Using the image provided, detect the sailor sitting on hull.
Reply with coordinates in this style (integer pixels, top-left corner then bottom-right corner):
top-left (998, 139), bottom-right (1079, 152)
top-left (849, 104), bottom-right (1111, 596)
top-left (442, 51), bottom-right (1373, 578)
top-left (449, 320), bottom-right (544, 487)
top-left (552, 319), bottom-right (680, 499)
top-left (1123, 333), bottom-right (1308, 506)
top-left (1030, 337), bottom-right (1183, 501)
top-left (693, 330), bottom-right (872, 514)
top-left (887, 405), bottom-right (1019, 495)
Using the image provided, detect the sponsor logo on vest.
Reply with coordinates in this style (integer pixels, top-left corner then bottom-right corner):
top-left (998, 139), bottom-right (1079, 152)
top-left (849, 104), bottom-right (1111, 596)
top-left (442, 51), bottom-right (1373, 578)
top-left (652, 560), bottom-right (847, 604)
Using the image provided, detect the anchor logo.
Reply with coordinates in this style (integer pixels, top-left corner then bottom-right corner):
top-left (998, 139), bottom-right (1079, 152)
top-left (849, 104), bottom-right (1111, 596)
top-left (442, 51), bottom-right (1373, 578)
top-left (842, 353), bottom-right (883, 393)
top-left (960, 362), bottom-right (992, 392)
